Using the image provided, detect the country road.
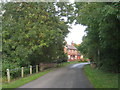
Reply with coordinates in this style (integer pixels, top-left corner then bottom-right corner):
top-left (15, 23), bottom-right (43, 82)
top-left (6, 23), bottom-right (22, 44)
top-left (19, 62), bottom-right (94, 88)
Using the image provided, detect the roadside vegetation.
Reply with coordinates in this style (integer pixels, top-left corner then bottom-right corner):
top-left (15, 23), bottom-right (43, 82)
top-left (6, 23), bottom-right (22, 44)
top-left (76, 3), bottom-right (119, 73)
top-left (2, 2), bottom-right (69, 79)
top-left (2, 61), bottom-right (79, 88)
top-left (2, 2), bottom-right (119, 89)
top-left (84, 65), bottom-right (118, 88)
top-left (2, 69), bottom-right (52, 88)
top-left (74, 2), bottom-right (119, 89)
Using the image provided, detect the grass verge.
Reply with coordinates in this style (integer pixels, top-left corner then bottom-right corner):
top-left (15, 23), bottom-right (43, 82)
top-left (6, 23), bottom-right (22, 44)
top-left (84, 65), bottom-right (118, 88)
top-left (2, 61), bottom-right (79, 88)
top-left (2, 69), bottom-right (52, 88)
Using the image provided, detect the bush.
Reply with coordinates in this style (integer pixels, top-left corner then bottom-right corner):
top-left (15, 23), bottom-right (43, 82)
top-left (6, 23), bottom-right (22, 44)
top-left (2, 61), bottom-right (21, 78)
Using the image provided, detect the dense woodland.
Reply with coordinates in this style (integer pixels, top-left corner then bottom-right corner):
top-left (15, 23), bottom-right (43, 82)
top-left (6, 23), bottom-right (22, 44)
top-left (2, 2), bottom-right (119, 77)
top-left (75, 2), bottom-right (120, 72)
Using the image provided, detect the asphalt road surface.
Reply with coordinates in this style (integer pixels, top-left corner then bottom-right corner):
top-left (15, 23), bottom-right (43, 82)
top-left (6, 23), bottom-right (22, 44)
top-left (19, 62), bottom-right (94, 88)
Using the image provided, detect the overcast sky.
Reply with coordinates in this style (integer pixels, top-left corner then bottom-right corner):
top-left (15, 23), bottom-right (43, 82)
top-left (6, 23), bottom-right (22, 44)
top-left (65, 23), bottom-right (87, 45)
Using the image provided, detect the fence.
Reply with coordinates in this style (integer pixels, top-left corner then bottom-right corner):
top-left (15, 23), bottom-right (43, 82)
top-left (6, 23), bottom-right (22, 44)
top-left (6, 63), bottom-right (57, 83)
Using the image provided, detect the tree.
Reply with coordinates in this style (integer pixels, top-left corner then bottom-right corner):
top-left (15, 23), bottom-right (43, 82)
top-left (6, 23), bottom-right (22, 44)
top-left (75, 2), bottom-right (120, 72)
top-left (2, 2), bottom-right (70, 76)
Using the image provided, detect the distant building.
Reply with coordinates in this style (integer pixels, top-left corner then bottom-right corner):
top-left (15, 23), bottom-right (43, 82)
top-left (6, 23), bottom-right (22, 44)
top-left (64, 42), bottom-right (81, 62)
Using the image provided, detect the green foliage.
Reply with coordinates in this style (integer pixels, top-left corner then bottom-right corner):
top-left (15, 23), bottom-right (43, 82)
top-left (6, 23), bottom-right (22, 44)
top-left (84, 65), bottom-right (118, 88)
top-left (2, 69), bottom-right (52, 88)
top-left (61, 53), bottom-right (68, 62)
top-left (2, 61), bottom-right (79, 88)
top-left (2, 2), bottom-right (70, 77)
top-left (75, 2), bottom-right (120, 72)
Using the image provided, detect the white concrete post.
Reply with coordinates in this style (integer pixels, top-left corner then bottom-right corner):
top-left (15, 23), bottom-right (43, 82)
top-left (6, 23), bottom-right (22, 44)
top-left (30, 66), bottom-right (32, 74)
top-left (21, 67), bottom-right (24, 77)
top-left (6, 69), bottom-right (10, 83)
top-left (36, 65), bottom-right (38, 73)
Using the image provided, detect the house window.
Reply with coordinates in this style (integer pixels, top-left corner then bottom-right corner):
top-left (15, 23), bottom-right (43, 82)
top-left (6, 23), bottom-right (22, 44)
top-left (73, 55), bottom-right (75, 58)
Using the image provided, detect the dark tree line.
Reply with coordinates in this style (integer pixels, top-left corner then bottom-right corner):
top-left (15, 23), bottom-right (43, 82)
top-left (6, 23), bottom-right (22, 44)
top-left (74, 2), bottom-right (120, 72)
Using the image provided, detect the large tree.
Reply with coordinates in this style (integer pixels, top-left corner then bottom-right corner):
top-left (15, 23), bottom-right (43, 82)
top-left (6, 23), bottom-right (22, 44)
top-left (2, 2), bottom-right (71, 76)
top-left (75, 2), bottom-right (120, 72)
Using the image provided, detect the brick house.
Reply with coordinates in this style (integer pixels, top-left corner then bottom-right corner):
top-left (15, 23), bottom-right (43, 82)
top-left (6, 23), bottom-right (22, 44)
top-left (64, 42), bottom-right (81, 62)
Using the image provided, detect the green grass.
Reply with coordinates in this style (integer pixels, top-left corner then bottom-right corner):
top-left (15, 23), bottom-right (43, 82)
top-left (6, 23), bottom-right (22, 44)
top-left (2, 61), bottom-right (80, 88)
top-left (84, 65), bottom-right (118, 88)
top-left (2, 69), bottom-right (52, 88)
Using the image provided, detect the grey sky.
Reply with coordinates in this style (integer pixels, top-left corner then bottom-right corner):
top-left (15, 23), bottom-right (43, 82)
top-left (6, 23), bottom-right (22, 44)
top-left (65, 23), bottom-right (87, 45)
